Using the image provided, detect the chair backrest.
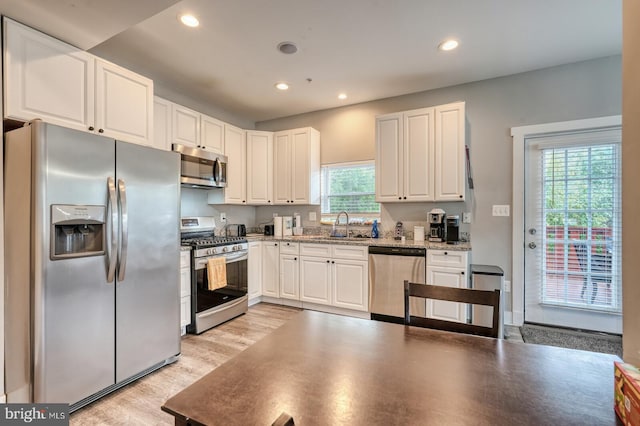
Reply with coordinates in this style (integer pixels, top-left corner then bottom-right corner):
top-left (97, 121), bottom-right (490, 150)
top-left (404, 280), bottom-right (501, 338)
top-left (573, 241), bottom-right (588, 271)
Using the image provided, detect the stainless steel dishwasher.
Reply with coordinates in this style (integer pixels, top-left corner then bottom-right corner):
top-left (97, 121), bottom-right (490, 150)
top-left (369, 246), bottom-right (426, 323)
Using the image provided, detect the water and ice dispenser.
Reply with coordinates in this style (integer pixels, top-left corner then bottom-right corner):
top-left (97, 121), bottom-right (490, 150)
top-left (51, 204), bottom-right (105, 259)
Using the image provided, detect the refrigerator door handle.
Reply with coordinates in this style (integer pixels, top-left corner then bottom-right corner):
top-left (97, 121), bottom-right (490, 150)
top-left (107, 177), bottom-right (118, 282)
top-left (117, 179), bottom-right (129, 281)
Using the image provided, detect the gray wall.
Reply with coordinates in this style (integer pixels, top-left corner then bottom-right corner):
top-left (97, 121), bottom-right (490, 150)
top-left (623, 0), bottom-right (640, 363)
top-left (181, 188), bottom-right (256, 233)
top-left (256, 55), bottom-right (622, 311)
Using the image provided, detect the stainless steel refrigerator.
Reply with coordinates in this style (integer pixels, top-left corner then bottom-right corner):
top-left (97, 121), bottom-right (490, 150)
top-left (4, 121), bottom-right (181, 410)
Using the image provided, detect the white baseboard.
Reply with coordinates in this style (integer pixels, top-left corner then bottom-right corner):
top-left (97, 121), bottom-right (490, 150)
top-left (0, 394), bottom-right (6, 403)
top-left (255, 296), bottom-right (370, 320)
top-left (504, 311), bottom-right (513, 325)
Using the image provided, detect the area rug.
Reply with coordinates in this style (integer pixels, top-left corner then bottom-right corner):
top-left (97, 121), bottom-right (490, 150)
top-left (520, 323), bottom-right (622, 358)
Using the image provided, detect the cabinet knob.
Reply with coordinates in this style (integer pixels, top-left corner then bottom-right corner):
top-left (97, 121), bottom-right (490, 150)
top-left (444, 252), bottom-right (448, 255)
top-left (403, 196), bottom-right (407, 200)
top-left (327, 260), bottom-right (330, 263)
top-left (98, 128), bottom-right (104, 133)
top-left (331, 261), bottom-right (335, 264)
top-left (275, 243), bottom-right (278, 246)
top-left (459, 195), bottom-right (463, 199)
top-left (242, 200), bottom-right (246, 203)
top-left (294, 257), bottom-right (297, 261)
top-left (268, 200), bottom-right (271, 203)
top-left (201, 146), bottom-right (206, 149)
top-left (461, 271), bottom-right (465, 275)
top-left (88, 126), bottom-right (94, 131)
top-left (398, 197), bottom-right (402, 200)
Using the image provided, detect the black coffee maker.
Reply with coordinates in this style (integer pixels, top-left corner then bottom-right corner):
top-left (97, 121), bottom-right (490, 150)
top-left (446, 215), bottom-right (460, 244)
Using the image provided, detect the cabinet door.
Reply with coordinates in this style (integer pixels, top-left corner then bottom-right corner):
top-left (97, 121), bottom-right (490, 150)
top-left (291, 128), bottom-right (311, 204)
top-left (246, 131), bottom-right (274, 205)
top-left (224, 124), bottom-right (247, 204)
top-left (375, 113), bottom-right (403, 202)
top-left (273, 131), bottom-right (292, 204)
top-left (435, 102), bottom-right (466, 201)
top-left (279, 254), bottom-right (299, 300)
top-left (404, 108), bottom-right (435, 201)
top-left (300, 256), bottom-right (332, 305)
top-left (4, 18), bottom-right (95, 131)
top-left (332, 259), bottom-right (368, 311)
top-left (248, 242), bottom-right (262, 300)
top-left (172, 104), bottom-right (200, 147)
top-left (201, 114), bottom-right (225, 154)
top-left (262, 242), bottom-right (280, 297)
top-left (426, 266), bottom-right (467, 323)
top-left (180, 268), bottom-right (191, 298)
top-left (180, 296), bottom-right (191, 327)
top-left (153, 97), bottom-right (172, 151)
top-left (95, 59), bottom-right (153, 146)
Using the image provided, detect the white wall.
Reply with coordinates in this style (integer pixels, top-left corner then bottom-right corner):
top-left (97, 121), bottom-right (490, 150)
top-left (256, 56), bottom-right (622, 313)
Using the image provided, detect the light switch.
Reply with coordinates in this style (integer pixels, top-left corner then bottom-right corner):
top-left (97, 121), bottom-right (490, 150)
top-left (463, 212), bottom-right (472, 223)
top-left (492, 205), bottom-right (510, 217)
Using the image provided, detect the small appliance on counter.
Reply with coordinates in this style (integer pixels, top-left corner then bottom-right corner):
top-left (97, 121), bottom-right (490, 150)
top-left (225, 224), bottom-right (246, 237)
top-left (446, 215), bottom-right (461, 244)
top-left (264, 224), bottom-right (274, 236)
top-left (428, 208), bottom-right (446, 242)
top-left (394, 221), bottom-right (404, 240)
top-left (283, 216), bottom-right (294, 236)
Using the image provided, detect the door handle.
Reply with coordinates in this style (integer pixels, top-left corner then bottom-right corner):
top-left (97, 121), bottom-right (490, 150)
top-left (117, 179), bottom-right (129, 281)
top-left (528, 242), bottom-right (537, 249)
top-left (529, 228), bottom-right (537, 235)
top-left (107, 177), bottom-right (118, 283)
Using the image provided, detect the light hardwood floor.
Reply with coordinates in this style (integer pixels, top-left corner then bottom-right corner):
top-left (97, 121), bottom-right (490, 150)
top-left (70, 303), bottom-right (302, 426)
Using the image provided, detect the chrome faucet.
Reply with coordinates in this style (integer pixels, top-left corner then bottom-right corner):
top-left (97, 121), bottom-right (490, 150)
top-left (334, 211), bottom-right (349, 238)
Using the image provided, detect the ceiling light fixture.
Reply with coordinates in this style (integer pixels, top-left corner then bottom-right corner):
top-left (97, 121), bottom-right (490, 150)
top-left (438, 39), bottom-right (459, 51)
top-left (179, 14), bottom-right (199, 28)
top-left (275, 82), bottom-right (289, 91)
top-left (338, 93), bottom-right (347, 100)
top-left (277, 42), bottom-right (298, 55)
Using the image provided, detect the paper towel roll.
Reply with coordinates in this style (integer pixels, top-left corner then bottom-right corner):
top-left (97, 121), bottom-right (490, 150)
top-left (414, 226), bottom-right (425, 242)
top-left (274, 216), bottom-right (283, 238)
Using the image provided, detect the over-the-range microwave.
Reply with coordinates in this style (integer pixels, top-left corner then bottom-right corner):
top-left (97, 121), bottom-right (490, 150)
top-left (172, 144), bottom-right (227, 189)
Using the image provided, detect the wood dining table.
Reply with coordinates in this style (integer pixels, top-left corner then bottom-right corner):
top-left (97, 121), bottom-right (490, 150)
top-left (162, 310), bottom-right (621, 425)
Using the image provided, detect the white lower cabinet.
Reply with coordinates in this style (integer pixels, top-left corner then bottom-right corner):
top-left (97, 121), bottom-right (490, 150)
top-left (179, 251), bottom-right (192, 331)
top-left (299, 243), bottom-right (368, 312)
top-left (426, 250), bottom-right (469, 323)
top-left (248, 241), bottom-right (262, 303)
top-left (262, 242), bottom-right (280, 298)
top-left (279, 242), bottom-right (300, 300)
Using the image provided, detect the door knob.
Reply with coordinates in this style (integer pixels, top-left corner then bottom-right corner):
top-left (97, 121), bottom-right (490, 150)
top-left (528, 242), bottom-right (537, 249)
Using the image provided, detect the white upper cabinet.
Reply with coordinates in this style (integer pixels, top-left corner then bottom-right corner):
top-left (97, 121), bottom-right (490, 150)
top-left (172, 104), bottom-right (200, 148)
top-left (4, 18), bottom-right (94, 131)
top-left (246, 131), bottom-right (274, 205)
top-left (435, 102), bottom-right (466, 201)
top-left (153, 96), bottom-right (172, 151)
top-left (375, 102), bottom-right (465, 202)
top-left (273, 127), bottom-right (320, 205)
top-left (95, 59), bottom-right (153, 146)
top-left (171, 102), bottom-right (225, 155)
top-left (201, 115), bottom-right (225, 154)
top-left (4, 18), bottom-right (153, 146)
top-left (224, 124), bottom-right (247, 204)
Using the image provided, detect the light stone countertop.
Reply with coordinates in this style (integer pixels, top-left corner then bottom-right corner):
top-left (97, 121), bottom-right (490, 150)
top-left (245, 234), bottom-right (471, 251)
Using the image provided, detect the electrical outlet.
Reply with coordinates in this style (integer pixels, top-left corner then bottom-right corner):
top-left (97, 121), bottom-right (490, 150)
top-left (463, 212), bottom-right (472, 223)
top-left (504, 280), bottom-right (511, 292)
top-left (492, 205), bottom-right (510, 217)
top-left (220, 212), bottom-right (227, 222)
top-left (309, 212), bottom-right (317, 221)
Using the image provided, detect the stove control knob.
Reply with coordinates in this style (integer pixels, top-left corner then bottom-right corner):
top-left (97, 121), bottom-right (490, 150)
top-left (223, 246), bottom-right (229, 253)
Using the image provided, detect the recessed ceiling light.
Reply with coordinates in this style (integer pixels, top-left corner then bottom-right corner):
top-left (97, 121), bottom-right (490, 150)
top-left (338, 93), bottom-right (347, 100)
top-left (179, 14), bottom-right (199, 28)
top-left (277, 42), bottom-right (298, 55)
top-left (275, 82), bottom-right (289, 91)
top-left (438, 39), bottom-right (459, 51)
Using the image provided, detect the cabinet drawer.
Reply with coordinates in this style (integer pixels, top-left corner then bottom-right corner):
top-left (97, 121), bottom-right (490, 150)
top-left (427, 250), bottom-right (468, 268)
top-left (180, 296), bottom-right (191, 327)
top-left (279, 241), bottom-right (299, 254)
top-left (331, 245), bottom-right (368, 261)
top-left (180, 268), bottom-right (191, 297)
top-left (300, 243), bottom-right (332, 257)
top-left (180, 250), bottom-right (191, 268)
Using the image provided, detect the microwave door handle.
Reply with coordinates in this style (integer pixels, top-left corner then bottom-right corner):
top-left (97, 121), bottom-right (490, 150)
top-left (117, 179), bottom-right (129, 282)
top-left (107, 177), bottom-right (118, 283)
top-left (214, 158), bottom-right (221, 185)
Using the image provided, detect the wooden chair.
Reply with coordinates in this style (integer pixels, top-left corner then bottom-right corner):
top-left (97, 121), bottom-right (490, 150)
top-left (403, 280), bottom-right (501, 338)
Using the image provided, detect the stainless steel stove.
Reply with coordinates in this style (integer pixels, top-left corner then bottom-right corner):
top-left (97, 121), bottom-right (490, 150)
top-left (181, 217), bottom-right (248, 334)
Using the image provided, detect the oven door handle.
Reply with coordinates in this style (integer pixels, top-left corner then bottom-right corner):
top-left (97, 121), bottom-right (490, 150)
top-left (198, 297), bottom-right (247, 319)
top-left (195, 252), bottom-right (248, 270)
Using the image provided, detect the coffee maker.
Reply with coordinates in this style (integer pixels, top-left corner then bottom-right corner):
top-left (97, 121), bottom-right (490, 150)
top-left (446, 215), bottom-right (461, 244)
top-left (428, 208), bottom-right (446, 242)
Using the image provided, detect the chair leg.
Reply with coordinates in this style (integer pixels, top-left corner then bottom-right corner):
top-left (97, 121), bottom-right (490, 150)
top-left (581, 277), bottom-right (587, 300)
top-left (591, 282), bottom-right (598, 304)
